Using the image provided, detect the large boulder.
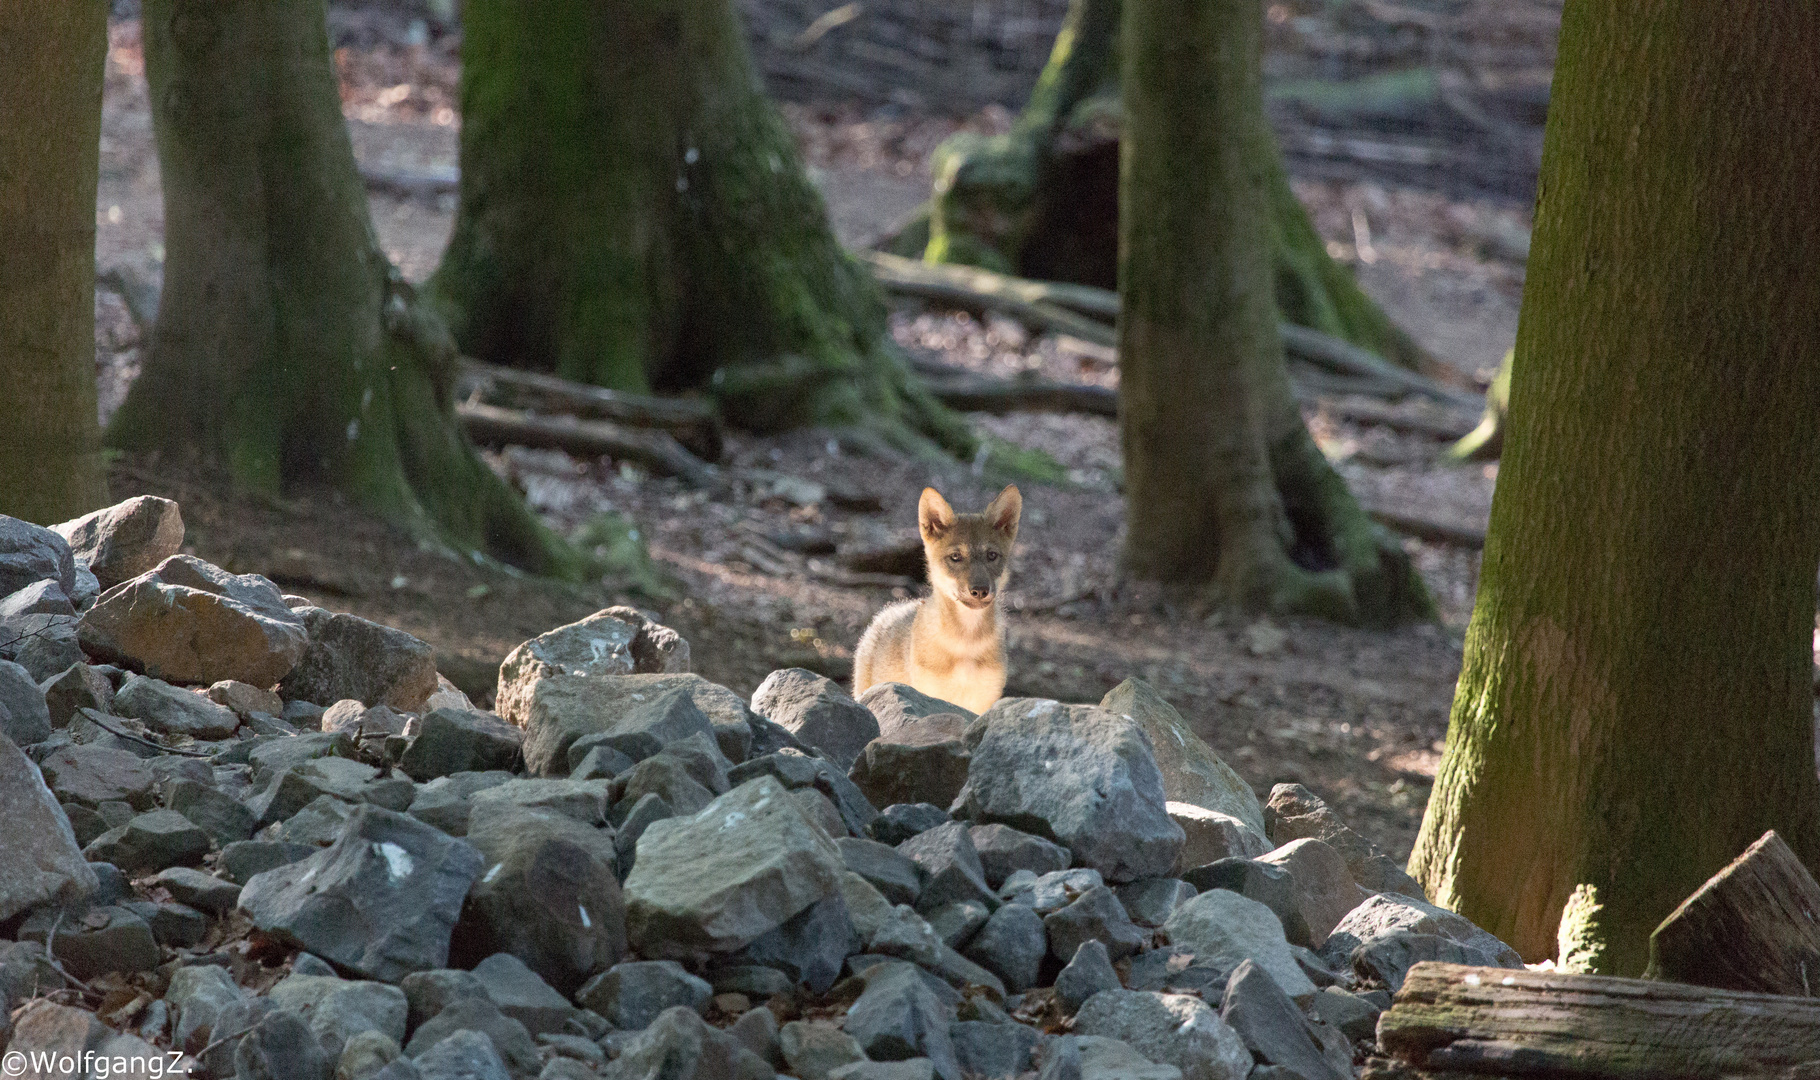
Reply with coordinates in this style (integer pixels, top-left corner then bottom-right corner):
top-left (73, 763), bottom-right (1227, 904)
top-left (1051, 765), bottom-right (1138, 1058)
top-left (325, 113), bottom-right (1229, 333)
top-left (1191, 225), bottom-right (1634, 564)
top-left (113, 674), bottom-right (242, 739)
top-left (51, 496), bottom-right (184, 589)
top-left (240, 805), bottom-right (485, 982)
top-left (1255, 839), bottom-right (1365, 949)
top-left (78, 555), bottom-right (308, 687)
top-left (0, 735), bottom-right (99, 920)
top-left (751, 669), bottom-right (879, 772)
top-left (1100, 680), bottom-right (1265, 836)
top-left (278, 608), bottom-right (439, 711)
top-left (576, 960), bottom-right (712, 1030)
top-left (0, 657), bottom-right (53, 745)
top-left (1265, 784), bottom-right (1426, 899)
top-left (514, 673), bottom-right (732, 777)
top-left (856, 683), bottom-right (974, 740)
top-left (1162, 890), bottom-right (1315, 1002)
top-left (951, 699), bottom-right (1183, 883)
top-left (495, 608), bottom-right (689, 727)
top-left (1072, 991), bottom-right (1251, 1080)
top-left (83, 808), bottom-right (211, 874)
top-left (1169, 804), bottom-right (1270, 875)
top-left (848, 713), bottom-right (970, 811)
top-left (0, 515), bottom-right (77, 598)
top-left (399, 708), bottom-right (524, 781)
top-left (37, 743), bottom-right (156, 808)
top-left (1315, 891), bottom-right (1523, 975)
top-left (623, 776), bottom-right (845, 960)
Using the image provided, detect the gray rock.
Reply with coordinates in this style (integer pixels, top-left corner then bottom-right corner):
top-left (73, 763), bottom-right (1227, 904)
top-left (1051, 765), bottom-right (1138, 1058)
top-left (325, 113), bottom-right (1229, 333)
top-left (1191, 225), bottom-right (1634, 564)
top-left (236, 1009), bottom-right (335, 1080)
top-left (1182, 859), bottom-right (1307, 945)
top-left (39, 743), bottom-right (156, 809)
top-left (898, 820), bottom-right (995, 912)
top-left (18, 904), bottom-right (160, 979)
top-left (837, 836), bottom-right (925, 907)
top-left (249, 731), bottom-right (359, 785)
top-left (0, 735), bottom-right (97, 920)
top-left (167, 962), bottom-right (250, 1052)
top-left (1099, 681), bottom-right (1264, 836)
top-left (840, 870), bottom-right (898, 946)
top-left (406, 771), bottom-right (514, 835)
top-left (924, 899), bottom-right (990, 949)
top-left (467, 778), bottom-right (610, 827)
top-left (0, 658), bottom-right (53, 744)
top-left (968, 824), bottom-right (1071, 890)
top-left (1348, 931), bottom-right (1492, 992)
top-left (399, 968), bottom-right (491, 1029)
top-left (295, 953), bottom-right (338, 977)
top-left (729, 892), bottom-right (858, 994)
top-left (576, 960), bottom-right (712, 1030)
top-left (207, 679), bottom-right (285, 721)
top-left (0, 515), bottom-right (76, 598)
top-left (949, 1021), bottom-right (1041, 1079)
top-left (494, 608), bottom-right (690, 728)
top-left (120, 897), bottom-right (208, 946)
top-left (79, 555), bottom-right (307, 687)
top-left (166, 777), bottom-right (257, 845)
top-left (729, 750), bottom-right (879, 837)
top-left (113, 674), bottom-right (242, 739)
top-left (1311, 986), bottom-right (1381, 1042)
top-left (652, 730), bottom-right (733, 792)
top-left (848, 714), bottom-right (970, 811)
top-left (536, 1033), bottom-right (604, 1067)
top-left (1052, 1035), bottom-right (1186, 1080)
top-left (268, 972), bottom-right (410, 1058)
top-left (221, 839), bottom-right (318, 883)
top-left (152, 865), bottom-right (241, 913)
top-left (339, 1030), bottom-right (405, 1080)
top-left (569, 743), bottom-right (636, 782)
top-left (778, 1020), bottom-right (866, 1080)
top-left (750, 668), bottom-right (878, 772)
top-left (712, 964), bottom-right (795, 999)
top-left (728, 1006), bottom-right (782, 1065)
top-left (1116, 879), bottom-right (1196, 928)
top-left (829, 1063), bottom-right (936, 1080)
top-left (4, 999), bottom-right (105, 1080)
top-left (0, 579), bottom-right (75, 619)
top-left (608, 752), bottom-right (716, 816)
top-left (1218, 959), bottom-right (1349, 1080)
top-left (83, 808), bottom-right (210, 874)
top-left (1162, 890), bottom-right (1315, 1002)
top-left (624, 776), bottom-right (844, 959)
top-left (867, 804), bottom-right (950, 846)
top-left (960, 902), bottom-right (1045, 992)
top-left (240, 804), bottom-right (485, 981)
top-left (399, 709), bottom-right (523, 781)
top-left (1169, 804), bottom-right (1273, 876)
top-left (866, 906), bottom-right (1006, 998)
top-left (324, 702), bottom-right (412, 738)
top-left (856, 683), bottom-right (974, 740)
top-left (843, 961), bottom-right (959, 1080)
top-left (285, 700), bottom-right (327, 730)
top-left (612, 791), bottom-right (673, 874)
top-left (39, 662), bottom-right (113, 728)
top-left (1265, 784), bottom-right (1425, 900)
top-left (1056, 939), bottom-right (1122, 1010)
top-left (953, 699), bottom-right (1183, 883)
top-left (1073, 991), bottom-right (1250, 1080)
top-left (600, 1006), bottom-right (771, 1080)
top-left (1, 612), bottom-right (85, 682)
top-left (412, 1029), bottom-right (512, 1080)
top-left (515, 673), bottom-right (730, 778)
top-left (275, 795), bottom-right (361, 845)
top-left (248, 757), bottom-right (415, 826)
top-left (1316, 891), bottom-right (1522, 977)
top-left (1000, 868), bottom-right (1105, 914)
top-left (404, 999), bottom-right (540, 1076)
top-left (1257, 839), bottom-right (1365, 949)
top-left (278, 608), bottom-right (439, 712)
top-left (455, 803), bottom-right (627, 994)
top-left (62, 803), bottom-right (110, 847)
top-left (471, 953), bottom-right (576, 1036)
top-left (1045, 880), bottom-right (1150, 961)
top-left (51, 496), bottom-right (184, 590)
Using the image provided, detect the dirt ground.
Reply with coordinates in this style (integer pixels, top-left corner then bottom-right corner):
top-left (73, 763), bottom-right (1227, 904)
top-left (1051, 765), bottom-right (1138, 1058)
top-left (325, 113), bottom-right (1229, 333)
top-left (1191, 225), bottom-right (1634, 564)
top-left (87, 2), bottom-right (1554, 862)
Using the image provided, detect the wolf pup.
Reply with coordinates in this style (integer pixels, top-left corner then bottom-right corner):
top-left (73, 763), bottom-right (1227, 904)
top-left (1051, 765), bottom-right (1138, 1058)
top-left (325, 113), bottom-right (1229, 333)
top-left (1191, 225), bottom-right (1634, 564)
top-left (853, 485), bottom-right (1021, 714)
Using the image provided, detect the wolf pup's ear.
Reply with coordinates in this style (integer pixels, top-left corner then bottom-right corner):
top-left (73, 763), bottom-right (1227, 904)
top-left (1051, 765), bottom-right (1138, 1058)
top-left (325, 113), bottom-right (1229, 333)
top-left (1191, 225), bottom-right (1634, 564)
top-left (919, 487), bottom-right (957, 540)
top-left (985, 485), bottom-right (1022, 538)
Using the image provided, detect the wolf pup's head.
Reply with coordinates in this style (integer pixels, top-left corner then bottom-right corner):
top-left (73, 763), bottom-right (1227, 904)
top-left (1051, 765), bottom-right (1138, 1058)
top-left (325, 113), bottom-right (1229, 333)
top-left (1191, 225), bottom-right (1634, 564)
top-left (918, 485), bottom-right (1021, 611)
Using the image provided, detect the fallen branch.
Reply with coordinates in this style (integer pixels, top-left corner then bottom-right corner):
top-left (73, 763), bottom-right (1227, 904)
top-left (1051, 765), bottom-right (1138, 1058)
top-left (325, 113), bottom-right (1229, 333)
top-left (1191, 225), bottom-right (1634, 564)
top-left (455, 359), bottom-right (723, 461)
top-left (1366, 507), bottom-right (1486, 548)
top-left (78, 710), bottom-right (214, 758)
top-left (455, 402), bottom-right (716, 487)
top-left (359, 163), bottom-right (459, 199)
top-left (1370, 962), bottom-right (1820, 1078)
top-left (1305, 397), bottom-right (1479, 440)
top-left (924, 371), bottom-right (1118, 418)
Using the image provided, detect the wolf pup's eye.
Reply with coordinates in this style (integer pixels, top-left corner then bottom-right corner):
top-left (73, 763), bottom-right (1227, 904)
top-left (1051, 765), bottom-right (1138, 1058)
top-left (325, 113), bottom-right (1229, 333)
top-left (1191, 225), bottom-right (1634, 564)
top-left (949, 552), bottom-right (964, 562)
top-left (985, 550), bottom-right (999, 561)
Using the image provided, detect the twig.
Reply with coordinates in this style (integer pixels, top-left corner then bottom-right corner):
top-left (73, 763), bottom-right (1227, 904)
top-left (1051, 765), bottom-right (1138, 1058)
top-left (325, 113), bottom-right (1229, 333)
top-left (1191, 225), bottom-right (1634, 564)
top-left (43, 912), bottom-right (98, 997)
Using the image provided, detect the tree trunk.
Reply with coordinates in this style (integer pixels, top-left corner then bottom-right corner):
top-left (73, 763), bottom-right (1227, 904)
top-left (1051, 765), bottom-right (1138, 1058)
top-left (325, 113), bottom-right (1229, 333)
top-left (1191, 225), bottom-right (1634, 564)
top-left (910, 0), bottom-right (1428, 372)
top-left (0, 0), bottom-right (110, 523)
top-left (1407, 1), bottom-right (1820, 974)
top-left (427, 0), bottom-right (968, 455)
top-left (109, 0), bottom-right (574, 575)
top-left (1117, 0), bottom-right (1430, 626)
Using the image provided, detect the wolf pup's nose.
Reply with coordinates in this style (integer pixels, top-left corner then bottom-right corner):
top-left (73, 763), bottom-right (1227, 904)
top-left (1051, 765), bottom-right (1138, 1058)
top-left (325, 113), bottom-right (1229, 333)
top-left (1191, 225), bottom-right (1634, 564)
top-left (970, 585), bottom-right (991, 599)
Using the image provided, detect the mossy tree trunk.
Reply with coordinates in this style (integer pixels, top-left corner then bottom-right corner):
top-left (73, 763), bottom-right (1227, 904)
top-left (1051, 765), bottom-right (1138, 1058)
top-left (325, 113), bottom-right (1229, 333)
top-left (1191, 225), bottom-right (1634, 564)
top-left (427, 0), bottom-right (969, 454)
top-left (0, 0), bottom-right (110, 523)
top-left (1408, 2), bottom-right (1820, 974)
top-left (913, 0), bottom-right (1426, 371)
top-left (1118, 0), bottom-right (1430, 626)
top-left (110, 0), bottom-right (575, 575)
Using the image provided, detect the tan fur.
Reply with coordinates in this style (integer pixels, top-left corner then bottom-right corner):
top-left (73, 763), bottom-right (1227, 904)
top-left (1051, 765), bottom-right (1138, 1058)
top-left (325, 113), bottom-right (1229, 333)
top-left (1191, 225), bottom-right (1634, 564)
top-left (853, 485), bottom-right (1021, 714)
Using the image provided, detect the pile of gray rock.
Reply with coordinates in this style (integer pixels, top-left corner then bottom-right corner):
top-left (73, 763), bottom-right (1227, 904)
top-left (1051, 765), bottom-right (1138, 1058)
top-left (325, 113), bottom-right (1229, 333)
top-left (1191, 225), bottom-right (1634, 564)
top-left (0, 499), bottom-right (1524, 1080)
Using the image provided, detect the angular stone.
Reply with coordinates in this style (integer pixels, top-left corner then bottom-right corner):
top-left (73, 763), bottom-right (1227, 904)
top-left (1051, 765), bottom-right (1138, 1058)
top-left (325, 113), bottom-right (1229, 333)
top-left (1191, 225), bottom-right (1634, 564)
top-left (403, 998), bottom-right (540, 1076)
top-left (925, 899), bottom-right (990, 949)
top-left (268, 972), bottom-right (410, 1058)
top-left (830, 1063), bottom-right (936, 1080)
top-left (1218, 960), bottom-right (1348, 1080)
top-left (84, 808), bottom-right (210, 874)
top-left (728, 892), bottom-right (858, 994)
top-left (406, 771), bottom-right (514, 836)
top-left (248, 757), bottom-right (415, 826)
top-left (569, 743), bottom-right (635, 782)
top-left (856, 683), bottom-right (974, 740)
top-left (454, 803), bottom-right (627, 995)
top-left (1100, 681), bottom-right (1264, 836)
top-left (1169, 804), bottom-right (1270, 876)
top-left (399, 968), bottom-right (491, 1030)
top-left (277, 795), bottom-right (361, 846)
top-left (467, 778), bottom-right (609, 827)
top-left (868, 803), bottom-right (950, 846)
top-left (167, 962), bottom-right (250, 1053)
top-left (0, 516), bottom-right (77, 598)
top-left (339, 1031), bottom-right (405, 1080)
top-left (624, 776), bottom-right (844, 959)
top-left (119, 897), bottom-right (207, 946)
top-left (576, 960), bottom-right (712, 1030)
top-left (1265, 784), bottom-right (1425, 900)
top-left (898, 820), bottom-right (995, 912)
top-left (0, 579), bottom-right (75, 620)
top-left (1001, 868), bottom-right (1106, 915)
top-left (113, 675), bottom-right (241, 739)
top-left (1311, 986), bottom-right (1381, 1043)
top-left (40, 662), bottom-right (113, 728)
top-left (968, 824), bottom-right (1071, 890)
top-left (844, 961), bottom-right (959, 1079)
top-left (1056, 939), bottom-right (1122, 1010)
top-left (1162, 890), bottom-right (1315, 1002)
top-left (865, 908), bottom-right (1006, 997)
top-left (961, 902), bottom-right (1046, 993)
top-left (221, 839), bottom-right (318, 883)
top-left (471, 952), bottom-right (576, 1036)
top-left (207, 678), bottom-right (284, 721)
top-left (399, 709), bottom-right (524, 781)
top-left (167, 777), bottom-right (257, 846)
top-left (411, 1029), bottom-right (513, 1080)
top-left (1045, 885), bottom-right (1146, 963)
top-left (52, 497), bottom-right (183, 590)
top-left (609, 752), bottom-right (716, 816)
top-left (953, 699), bottom-right (1182, 883)
top-left (18, 904), bottom-right (160, 979)
top-left (249, 731), bottom-right (359, 785)
top-left (515, 673), bottom-right (728, 778)
top-left (1182, 859), bottom-right (1307, 945)
top-left (0, 733), bottom-right (97, 920)
top-left (152, 865), bottom-right (242, 914)
top-left (1073, 991), bottom-right (1250, 1080)
top-left (324, 702), bottom-right (412, 738)
top-left (495, 608), bottom-right (690, 728)
top-left (240, 805), bottom-right (485, 982)
top-left (0, 658), bottom-right (53, 744)
top-left (751, 668), bottom-right (879, 772)
top-left (779, 1020), bottom-right (865, 1080)
top-left (729, 750), bottom-right (879, 837)
top-left (79, 555), bottom-right (307, 687)
top-left (1115, 878), bottom-right (1196, 929)
top-left (848, 714), bottom-right (970, 811)
top-left (235, 1009), bottom-right (336, 1080)
top-left (837, 836), bottom-right (925, 907)
top-left (600, 1006), bottom-right (770, 1080)
top-left (613, 791), bottom-right (673, 874)
top-left (949, 1021), bottom-right (1041, 1080)
top-left (278, 607), bottom-right (439, 712)
top-left (1315, 891), bottom-right (1522, 976)
top-left (1256, 839), bottom-right (1365, 949)
top-left (1, 612), bottom-right (85, 683)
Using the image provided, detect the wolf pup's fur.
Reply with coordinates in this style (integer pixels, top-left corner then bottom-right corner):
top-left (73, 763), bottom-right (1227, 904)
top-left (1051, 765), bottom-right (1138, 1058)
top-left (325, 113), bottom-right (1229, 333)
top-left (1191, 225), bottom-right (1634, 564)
top-left (853, 485), bottom-right (1021, 714)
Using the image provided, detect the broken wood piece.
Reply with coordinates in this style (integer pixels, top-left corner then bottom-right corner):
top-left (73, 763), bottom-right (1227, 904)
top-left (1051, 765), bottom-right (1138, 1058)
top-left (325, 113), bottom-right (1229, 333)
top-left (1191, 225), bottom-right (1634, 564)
top-left (1373, 962), bottom-right (1820, 1078)
top-left (1307, 397), bottom-right (1479, 440)
top-left (455, 402), bottom-right (716, 487)
top-left (1366, 507), bottom-right (1486, 548)
top-left (455, 359), bottom-right (723, 460)
top-left (1645, 829), bottom-right (1820, 996)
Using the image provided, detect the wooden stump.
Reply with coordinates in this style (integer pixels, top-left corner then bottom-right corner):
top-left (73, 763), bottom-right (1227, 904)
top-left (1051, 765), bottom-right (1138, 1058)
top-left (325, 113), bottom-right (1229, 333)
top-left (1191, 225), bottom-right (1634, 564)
top-left (1645, 829), bottom-right (1820, 996)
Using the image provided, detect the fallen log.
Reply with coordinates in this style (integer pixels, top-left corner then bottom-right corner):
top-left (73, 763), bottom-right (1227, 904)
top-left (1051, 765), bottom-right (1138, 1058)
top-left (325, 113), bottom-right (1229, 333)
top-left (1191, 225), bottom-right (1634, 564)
top-left (923, 371), bottom-right (1118, 418)
top-left (1371, 962), bottom-right (1820, 1079)
top-left (1645, 829), bottom-right (1820, 997)
top-left (359, 163), bottom-right (459, 198)
top-left (454, 359), bottom-right (723, 461)
top-left (455, 402), bottom-right (716, 487)
top-left (1366, 507), bottom-right (1486, 548)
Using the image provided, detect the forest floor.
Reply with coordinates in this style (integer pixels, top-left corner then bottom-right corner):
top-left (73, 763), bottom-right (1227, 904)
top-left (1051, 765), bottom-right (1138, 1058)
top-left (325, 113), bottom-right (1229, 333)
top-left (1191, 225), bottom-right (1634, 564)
top-left (87, 2), bottom-right (1555, 862)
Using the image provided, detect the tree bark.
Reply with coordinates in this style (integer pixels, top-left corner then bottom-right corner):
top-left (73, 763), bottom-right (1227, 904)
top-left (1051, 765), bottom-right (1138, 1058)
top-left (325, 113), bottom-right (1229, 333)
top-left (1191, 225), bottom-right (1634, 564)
top-left (1116, 0), bottom-right (1430, 626)
top-left (1408, 1), bottom-right (1820, 974)
top-left (0, 0), bottom-right (110, 523)
top-left (428, 0), bottom-right (968, 455)
top-left (110, 0), bottom-right (575, 576)
top-left (909, 0), bottom-right (1428, 372)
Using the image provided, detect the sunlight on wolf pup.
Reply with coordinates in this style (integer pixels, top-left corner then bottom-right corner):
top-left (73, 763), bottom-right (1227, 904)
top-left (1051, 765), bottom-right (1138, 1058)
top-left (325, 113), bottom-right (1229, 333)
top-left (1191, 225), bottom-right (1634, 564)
top-left (852, 485), bottom-right (1021, 714)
